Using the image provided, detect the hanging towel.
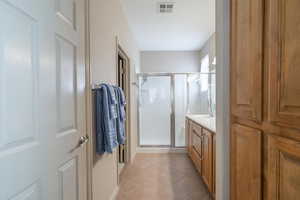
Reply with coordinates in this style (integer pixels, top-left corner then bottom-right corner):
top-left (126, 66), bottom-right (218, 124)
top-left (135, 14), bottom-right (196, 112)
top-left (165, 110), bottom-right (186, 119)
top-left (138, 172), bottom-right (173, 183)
top-left (114, 86), bottom-right (126, 145)
top-left (94, 89), bottom-right (105, 154)
top-left (94, 84), bottom-right (119, 154)
top-left (103, 83), bottom-right (118, 119)
top-left (118, 87), bottom-right (126, 121)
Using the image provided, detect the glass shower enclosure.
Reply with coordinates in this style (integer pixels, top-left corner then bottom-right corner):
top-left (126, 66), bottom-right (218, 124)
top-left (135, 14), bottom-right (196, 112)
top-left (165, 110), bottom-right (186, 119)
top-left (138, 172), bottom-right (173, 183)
top-left (138, 72), bottom-right (215, 148)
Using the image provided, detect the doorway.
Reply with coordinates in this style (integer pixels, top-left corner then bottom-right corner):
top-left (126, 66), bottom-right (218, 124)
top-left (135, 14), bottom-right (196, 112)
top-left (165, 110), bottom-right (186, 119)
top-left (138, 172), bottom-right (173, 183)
top-left (116, 44), bottom-right (131, 176)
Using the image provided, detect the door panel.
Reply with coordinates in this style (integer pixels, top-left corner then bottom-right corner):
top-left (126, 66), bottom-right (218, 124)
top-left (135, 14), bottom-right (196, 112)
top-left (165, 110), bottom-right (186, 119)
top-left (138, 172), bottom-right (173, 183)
top-left (56, 36), bottom-right (77, 135)
top-left (0, 2), bottom-right (38, 147)
top-left (58, 158), bottom-right (79, 200)
top-left (267, 0), bottom-right (300, 129)
top-left (231, 124), bottom-right (262, 200)
top-left (10, 183), bottom-right (40, 200)
top-left (268, 135), bottom-right (300, 200)
top-left (231, 0), bottom-right (263, 122)
top-left (0, 0), bottom-right (50, 199)
top-left (55, 0), bottom-right (76, 29)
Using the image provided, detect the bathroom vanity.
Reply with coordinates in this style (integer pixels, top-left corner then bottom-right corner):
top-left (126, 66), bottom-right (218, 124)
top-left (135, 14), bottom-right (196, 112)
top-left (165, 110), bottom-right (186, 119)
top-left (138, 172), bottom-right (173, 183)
top-left (186, 115), bottom-right (216, 198)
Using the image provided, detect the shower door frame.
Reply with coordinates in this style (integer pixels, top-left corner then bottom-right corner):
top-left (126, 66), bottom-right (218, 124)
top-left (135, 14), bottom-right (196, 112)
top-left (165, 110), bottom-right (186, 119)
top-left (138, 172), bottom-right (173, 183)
top-left (137, 73), bottom-right (175, 148)
top-left (137, 72), bottom-right (200, 148)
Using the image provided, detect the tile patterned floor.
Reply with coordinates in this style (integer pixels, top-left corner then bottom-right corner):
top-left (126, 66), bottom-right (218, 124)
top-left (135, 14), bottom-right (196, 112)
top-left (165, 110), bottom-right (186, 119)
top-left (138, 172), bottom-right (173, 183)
top-left (116, 153), bottom-right (211, 200)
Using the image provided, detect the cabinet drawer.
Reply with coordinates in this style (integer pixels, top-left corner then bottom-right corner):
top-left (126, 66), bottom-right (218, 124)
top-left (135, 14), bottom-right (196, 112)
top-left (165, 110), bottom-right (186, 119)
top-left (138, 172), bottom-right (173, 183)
top-left (191, 122), bottom-right (202, 137)
top-left (190, 147), bottom-right (202, 174)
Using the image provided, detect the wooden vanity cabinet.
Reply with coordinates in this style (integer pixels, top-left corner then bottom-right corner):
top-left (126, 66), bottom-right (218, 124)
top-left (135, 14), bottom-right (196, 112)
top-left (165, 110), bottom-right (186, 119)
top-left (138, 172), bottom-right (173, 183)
top-left (186, 119), bottom-right (215, 196)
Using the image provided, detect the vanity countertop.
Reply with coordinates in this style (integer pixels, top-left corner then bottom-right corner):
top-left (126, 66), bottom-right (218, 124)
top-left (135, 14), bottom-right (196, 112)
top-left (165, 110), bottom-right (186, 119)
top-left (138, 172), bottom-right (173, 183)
top-left (186, 114), bottom-right (216, 133)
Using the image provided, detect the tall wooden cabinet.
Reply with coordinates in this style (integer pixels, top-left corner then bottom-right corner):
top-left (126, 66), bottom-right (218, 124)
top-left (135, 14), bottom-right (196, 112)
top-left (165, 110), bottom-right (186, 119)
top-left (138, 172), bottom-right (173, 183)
top-left (230, 0), bottom-right (300, 199)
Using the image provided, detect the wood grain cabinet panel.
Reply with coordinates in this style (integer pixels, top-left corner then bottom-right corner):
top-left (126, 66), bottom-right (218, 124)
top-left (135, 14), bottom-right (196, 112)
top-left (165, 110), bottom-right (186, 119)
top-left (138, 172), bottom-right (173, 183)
top-left (190, 146), bottom-right (202, 175)
top-left (266, 0), bottom-right (300, 130)
top-left (231, 0), bottom-right (263, 122)
top-left (231, 124), bottom-right (262, 200)
top-left (186, 119), bottom-right (192, 154)
top-left (212, 134), bottom-right (216, 196)
top-left (187, 120), bottom-right (203, 175)
top-left (192, 132), bottom-right (202, 156)
top-left (202, 129), bottom-right (213, 193)
top-left (268, 135), bottom-right (300, 200)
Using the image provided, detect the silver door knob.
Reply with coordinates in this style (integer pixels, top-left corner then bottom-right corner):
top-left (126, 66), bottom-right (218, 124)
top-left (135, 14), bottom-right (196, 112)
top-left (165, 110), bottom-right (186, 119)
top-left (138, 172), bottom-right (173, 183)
top-left (79, 135), bottom-right (89, 147)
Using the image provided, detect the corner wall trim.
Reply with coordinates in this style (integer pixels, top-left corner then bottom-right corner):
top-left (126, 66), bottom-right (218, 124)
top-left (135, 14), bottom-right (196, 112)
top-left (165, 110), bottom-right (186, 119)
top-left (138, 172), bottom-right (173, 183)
top-left (215, 0), bottom-right (230, 199)
top-left (110, 186), bottom-right (120, 200)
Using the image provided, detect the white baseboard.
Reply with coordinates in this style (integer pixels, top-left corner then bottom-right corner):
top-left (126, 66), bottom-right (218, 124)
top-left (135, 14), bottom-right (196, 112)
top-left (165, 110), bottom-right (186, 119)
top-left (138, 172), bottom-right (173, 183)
top-left (109, 186), bottom-right (119, 200)
top-left (130, 151), bottom-right (137, 163)
top-left (137, 147), bottom-right (187, 154)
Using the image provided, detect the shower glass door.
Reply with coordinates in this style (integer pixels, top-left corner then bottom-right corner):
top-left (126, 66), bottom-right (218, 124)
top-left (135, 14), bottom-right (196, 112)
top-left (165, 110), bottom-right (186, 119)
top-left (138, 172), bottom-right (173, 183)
top-left (138, 73), bottom-right (203, 147)
top-left (139, 75), bottom-right (172, 146)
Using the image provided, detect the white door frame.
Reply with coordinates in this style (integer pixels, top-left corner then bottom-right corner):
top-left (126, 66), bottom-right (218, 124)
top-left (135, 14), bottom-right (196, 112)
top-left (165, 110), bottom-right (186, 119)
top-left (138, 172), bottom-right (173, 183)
top-left (215, 0), bottom-right (230, 199)
top-left (83, 0), bottom-right (231, 199)
top-left (84, 0), bottom-right (94, 200)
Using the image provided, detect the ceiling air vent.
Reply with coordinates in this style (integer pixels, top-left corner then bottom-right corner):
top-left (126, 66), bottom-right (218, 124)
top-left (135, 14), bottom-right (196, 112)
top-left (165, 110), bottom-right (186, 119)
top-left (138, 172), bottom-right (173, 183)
top-left (158, 2), bottom-right (175, 13)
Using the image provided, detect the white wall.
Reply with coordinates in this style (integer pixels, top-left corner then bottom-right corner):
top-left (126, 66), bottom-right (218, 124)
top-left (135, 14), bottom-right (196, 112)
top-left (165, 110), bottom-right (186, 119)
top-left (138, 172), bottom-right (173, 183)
top-left (89, 0), bottom-right (140, 199)
top-left (140, 51), bottom-right (201, 73)
top-left (216, 0), bottom-right (230, 199)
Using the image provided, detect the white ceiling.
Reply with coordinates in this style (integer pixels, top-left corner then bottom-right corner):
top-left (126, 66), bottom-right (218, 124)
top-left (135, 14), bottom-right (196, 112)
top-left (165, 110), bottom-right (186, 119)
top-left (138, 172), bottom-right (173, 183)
top-left (120, 0), bottom-right (215, 51)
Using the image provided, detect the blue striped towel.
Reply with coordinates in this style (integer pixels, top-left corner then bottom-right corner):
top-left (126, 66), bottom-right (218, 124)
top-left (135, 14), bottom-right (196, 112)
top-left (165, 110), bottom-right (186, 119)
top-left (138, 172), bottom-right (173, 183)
top-left (94, 84), bottom-right (119, 154)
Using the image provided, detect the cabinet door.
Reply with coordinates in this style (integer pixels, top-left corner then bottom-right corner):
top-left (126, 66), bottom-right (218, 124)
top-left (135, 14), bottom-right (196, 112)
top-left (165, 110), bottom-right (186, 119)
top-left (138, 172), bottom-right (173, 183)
top-left (202, 129), bottom-right (213, 192)
top-left (189, 121), bottom-right (196, 153)
top-left (212, 134), bottom-right (216, 196)
top-left (266, 0), bottom-right (300, 129)
top-left (231, 124), bottom-right (262, 200)
top-left (186, 119), bottom-right (192, 154)
top-left (268, 135), bottom-right (300, 200)
top-left (231, 0), bottom-right (263, 122)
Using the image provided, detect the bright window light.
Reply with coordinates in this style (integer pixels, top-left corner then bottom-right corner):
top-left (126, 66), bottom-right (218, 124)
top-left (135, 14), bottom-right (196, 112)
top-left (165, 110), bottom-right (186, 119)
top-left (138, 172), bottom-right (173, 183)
top-left (200, 55), bottom-right (209, 91)
top-left (201, 55), bottom-right (209, 73)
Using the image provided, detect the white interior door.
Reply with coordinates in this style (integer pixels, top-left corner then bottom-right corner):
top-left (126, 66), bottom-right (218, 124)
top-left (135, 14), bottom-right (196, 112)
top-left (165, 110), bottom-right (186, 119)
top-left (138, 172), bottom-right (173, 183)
top-left (0, 0), bottom-right (87, 199)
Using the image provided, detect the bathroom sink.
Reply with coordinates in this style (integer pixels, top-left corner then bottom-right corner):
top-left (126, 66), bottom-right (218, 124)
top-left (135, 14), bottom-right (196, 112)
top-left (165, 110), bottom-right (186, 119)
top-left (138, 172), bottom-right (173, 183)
top-left (186, 114), bottom-right (216, 132)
